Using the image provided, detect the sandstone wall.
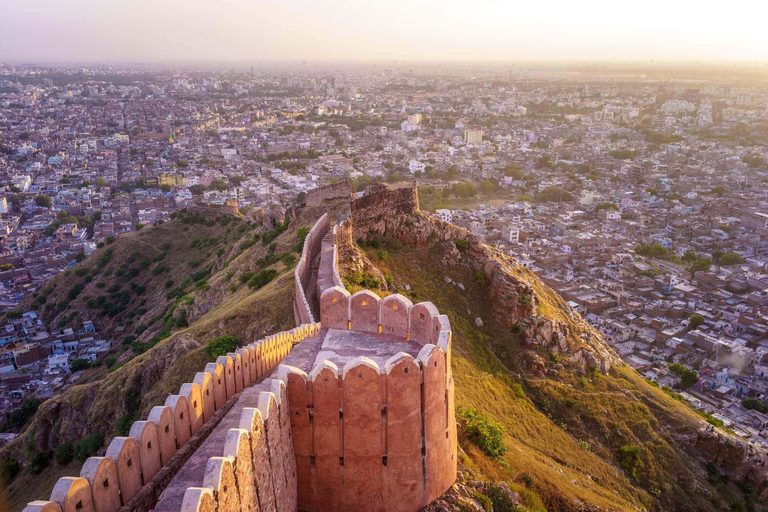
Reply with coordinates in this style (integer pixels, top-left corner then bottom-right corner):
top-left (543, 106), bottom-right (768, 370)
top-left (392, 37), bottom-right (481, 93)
top-left (295, 214), bottom-right (330, 325)
top-left (179, 378), bottom-right (298, 512)
top-left (24, 323), bottom-right (322, 512)
top-left (311, 226), bottom-right (457, 511)
top-left (187, 199), bottom-right (240, 218)
top-left (305, 181), bottom-right (356, 208)
top-left (283, 345), bottom-right (456, 512)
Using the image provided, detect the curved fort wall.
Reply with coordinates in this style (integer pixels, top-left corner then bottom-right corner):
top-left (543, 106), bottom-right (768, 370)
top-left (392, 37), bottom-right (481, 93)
top-left (294, 213), bottom-right (330, 324)
top-left (24, 323), bottom-right (321, 512)
top-left (26, 211), bottom-right (456, 512)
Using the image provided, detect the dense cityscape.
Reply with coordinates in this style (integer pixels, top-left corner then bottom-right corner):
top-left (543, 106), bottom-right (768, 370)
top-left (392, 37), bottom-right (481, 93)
top-left (2, 61), bottom-right (768, 507)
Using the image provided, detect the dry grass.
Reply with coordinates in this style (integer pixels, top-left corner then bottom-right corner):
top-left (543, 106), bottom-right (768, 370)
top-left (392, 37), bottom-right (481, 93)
top-left (349, 239), bottom-right (734, 511)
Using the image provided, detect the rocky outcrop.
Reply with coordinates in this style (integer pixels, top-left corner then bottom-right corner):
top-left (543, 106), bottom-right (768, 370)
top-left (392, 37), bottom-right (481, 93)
top-left (694, 427), bottom-right (768, 501)
top-left (348, 185), bottom-right (618, 374)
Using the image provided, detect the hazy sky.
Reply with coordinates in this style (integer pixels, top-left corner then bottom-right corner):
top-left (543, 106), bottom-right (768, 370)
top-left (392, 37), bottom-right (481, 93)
top-left (1, 0), bottom-right (767, 63)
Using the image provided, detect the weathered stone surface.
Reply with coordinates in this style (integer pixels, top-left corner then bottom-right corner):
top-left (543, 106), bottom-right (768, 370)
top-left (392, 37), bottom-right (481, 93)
top-left (180, 487), bottom-right (216, 512)
top-left (148, 405), bottom-right (177, 466)
top-left (410, 302), bottom-right (439, 345)
top-left (80, 457), bottom-right (120, 512)
top-left (239, 407), bottom-right (273, 512)
top-left (216, 356), bottom-right (236, 401)
top-left (341, 357), bottom-right (384, 510)
top-left (384, 353), bottom-right (425, 510)
top-left (350, 289), bottom-right (380, 334)
top-left (204, 362), bottom-right (226, 411)
top-left (320, 286), bottom-right (350, 330)
top-left (23, 502), bottom-right (62, 512)
top-left (180, 383), bottom-right (205, 436)
top-left (193, 372), bottom-right (215, 423)
top-left (284, 366), bottom-right (313, 510)
top-left (419, 344), bottom-right (451, 504)
top-left (223, 429), bottom-right (258, 512)
top-left (380, 293), bottom-right (412, 338)
top-left (129, 420), bottom-right (162, 484)
top-left (104, 437), bottom-right (141, 504)
top-left (165, 394), bottom-right (192, 449)
top-left (203, 456), bottom-right (239, 511)
top-left (50, 477), bottom-right (93, 512)
top-left (310, 362), bottom-right (342, 511)
top-left (259, 390), bottom-right (292, 512)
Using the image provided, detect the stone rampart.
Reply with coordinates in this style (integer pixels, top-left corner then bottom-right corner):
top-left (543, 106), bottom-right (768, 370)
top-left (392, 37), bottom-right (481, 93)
top-left (283, 345), bottom-right (456, 511)
top-left (24, 323), bottom-right (321, 512)
top-left (294, 214), bottom-right (330, 324)
top-left (305, 181), bottom-right (356, 208)
top-left (179, 378), bottom-right (298, 512)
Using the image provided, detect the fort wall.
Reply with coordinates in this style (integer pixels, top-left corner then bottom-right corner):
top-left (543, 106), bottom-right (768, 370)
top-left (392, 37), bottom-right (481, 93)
top-left (294, 214), bottom-right (330, 324)
top-left (304, 181), bottom-right (356, 208)
top-left (24, 323), bottom-right (321, 512)
top-left (179, 379), bottom-right (298, 512)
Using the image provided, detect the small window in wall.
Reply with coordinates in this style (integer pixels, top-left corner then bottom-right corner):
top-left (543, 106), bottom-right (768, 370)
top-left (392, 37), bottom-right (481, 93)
top-left (193, 401), bottom-right (198, 408)
top-left (180, 411), bottom-right (184, 420)
top-left (147, 441), bottom-right (152, 450)
top-left (164, 425), bottom-right (170, 433)
top-left (103, 479), bottom-right (110, 489)
top-left (75, 501), bottom-right (83, 510)
top-left (420, 313), bottom-right (425, 320)
top-left (127, 458), bottom-right (133, 467)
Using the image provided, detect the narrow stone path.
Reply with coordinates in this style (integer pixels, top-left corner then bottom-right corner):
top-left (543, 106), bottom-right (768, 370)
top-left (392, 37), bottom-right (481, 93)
top-left (154, 330), bottom-right (328, 512)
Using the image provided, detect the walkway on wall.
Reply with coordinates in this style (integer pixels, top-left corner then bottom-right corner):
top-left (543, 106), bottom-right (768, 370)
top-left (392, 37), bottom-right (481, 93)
top-left (316, 232), bottom-right (336, 300)
top-left (154, 329), bottom-right (328, 512)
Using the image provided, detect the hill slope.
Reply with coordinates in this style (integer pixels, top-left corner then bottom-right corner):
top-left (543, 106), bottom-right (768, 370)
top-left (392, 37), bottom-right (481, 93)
top-left (339, 208), bottom-right (765, 511)
top-left (0, 205), bottom-right (332, 511)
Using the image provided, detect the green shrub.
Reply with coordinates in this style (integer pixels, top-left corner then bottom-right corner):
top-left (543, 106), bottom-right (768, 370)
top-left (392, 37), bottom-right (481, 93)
top-left (455, 239), bottom-right (469, 252)
top-left (668, 362), bottom-right (698, 388)
top-left (247, 269), bottom-right (277, 290)
top-left (0, 457), bottom-right (20, 484)
top-left (457, 406), bottom-right (506, 459)
top-left (54, 443), bottom-right (74, 465)
top-left (1, 398), bottom-right (41, 431)
top-left (476, 271), bottom-right (486, 285)
top-left (30, 449), bottom-right (52, 475)
top-left (619, 445), bottom-right (643, 480)
top-left (69, 358), bottom-right (91, 372)
top-left (296, 227), bottom-right (309, 246)
top-left (74, 432), bottom-right (104, 461)
top-left (115, 414), bottom-right (136, 436)
top-left (207, 335), bottom-right (240, 358)
top-left (486, 484), bottom-right (522, 512)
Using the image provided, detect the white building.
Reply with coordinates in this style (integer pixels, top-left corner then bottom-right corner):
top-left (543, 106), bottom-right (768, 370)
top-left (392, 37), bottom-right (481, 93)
top-left (408, 159), bottom-right (426, 174)
top-left (434, 209), bottom-right (453, 224)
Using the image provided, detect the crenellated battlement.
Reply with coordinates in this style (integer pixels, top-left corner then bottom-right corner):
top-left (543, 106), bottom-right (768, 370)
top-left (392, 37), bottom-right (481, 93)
top-left (23, 323), bottom-right (321, 512)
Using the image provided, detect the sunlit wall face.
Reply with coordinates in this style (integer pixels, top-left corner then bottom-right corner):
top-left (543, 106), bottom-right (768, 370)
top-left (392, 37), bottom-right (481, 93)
top-left (1, 0), bottom-right (767, 62)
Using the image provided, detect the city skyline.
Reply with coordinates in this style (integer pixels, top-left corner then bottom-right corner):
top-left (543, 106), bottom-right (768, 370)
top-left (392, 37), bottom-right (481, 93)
top-left (2, 0), bottom-right (768, 63)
